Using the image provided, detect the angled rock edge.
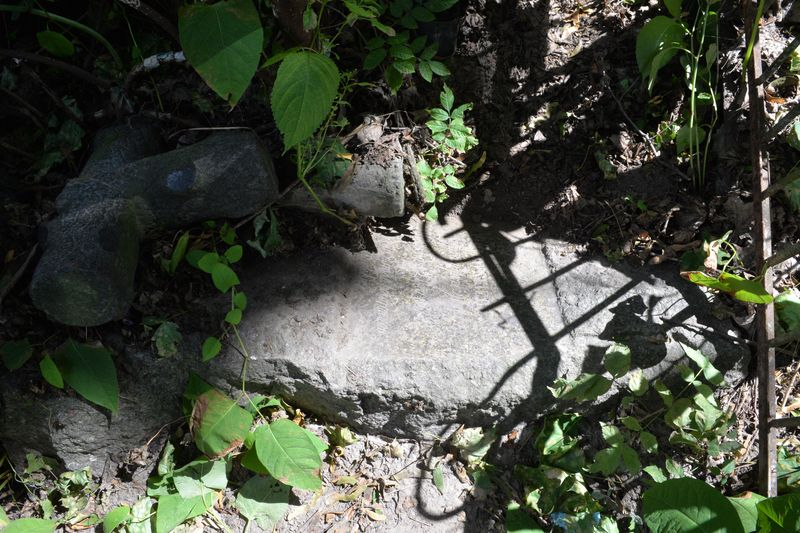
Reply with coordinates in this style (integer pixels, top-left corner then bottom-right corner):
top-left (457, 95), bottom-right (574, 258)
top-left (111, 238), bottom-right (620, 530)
top-left (1, 216), bottom-right (748, 470)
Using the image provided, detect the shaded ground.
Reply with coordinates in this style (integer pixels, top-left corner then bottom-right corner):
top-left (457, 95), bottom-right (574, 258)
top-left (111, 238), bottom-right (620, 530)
top-left (3, 0), bottom-right (800, 530)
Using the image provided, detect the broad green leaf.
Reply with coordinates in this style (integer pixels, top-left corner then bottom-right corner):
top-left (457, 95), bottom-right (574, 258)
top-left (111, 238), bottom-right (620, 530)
top-left (506, 501), bottom-right (546, 532)
top-left (418, 60), bottom-right (433, 82)
top-left (601, 423), bottom-right (624, 446)
top-left (271, 51), bottom-right (339, 149)
top-left (155, 493), bottom-right (212, 533)
top-left (603, 343), bottom-right (631, 378)
top-left (225, 308), bottom-right (243, 325)
top-left (241, 446), bottom-right (270, 475)
top-left (179, 0), bottom-right (263, 105)
top-left (428, 60), bottom-right (451, 76)
top-left (364, 47), bottom-right (387, 70)
top-left (128, 497), bottom-right (154, 533)
top-left (776, 290), bottom-right (800, 333)
top-left (210, 262), bottom-right (240, 293)
top-left (685, 271), bottom-right (773, 304)
top-left (643, 478), bottom-right (744, 533)
top-left (589, 447), bottom-right (622, 476)
top-left (548, 373), bottom-right (612, 403)
top-left (39, 355), bottom-right (63, 388)
top-left (201, 336), bottom-right (222, 362)
top-left (235, 475), bottom-right (290, 530)
top-left (676, 123), bottom-right (707, 154)
top-left (195, 252), bottom-right (220, 273)
top-left (654, 379), bottom-right (673, 406)
top-left (3, 518), bottom-right (56, 533)
top-left (2, 339), bottom-right (32, 370)
top-left (157, 441), bottom-right (175, 477)
top-left (233, 291), bottom-right (248, 310)
top-left (254, 419), bottom-right (323, 490)
top-left (0, 507), bottom-right (7, 528)
top-left (432, 464), bottom-right (445, 494)
top-left (191, 389), bottom-right (254, 458)
top-left (440, 83), bottom-right (455, 111)
top-left (664, 397), bottom-right (693, 428)
top-left (173, 458), bottom-right (229, 499)
top-left (757, 493), bottom-right (800, 532)
top-left (37, 30), bottom-right (74, 58)
top-left (153, 321), bottom-right (182, 358)
top-left (425, 204), bottom-right (439, 221)
top-left (53, 339), bottom-right (119, 413)
top-left (664, 0), bottom-right (682, 19)
top-left (728, 492), bottom-right (765, 533)
top-left (369, 19), bottom-right (396, 36)
top-left (628, 368), bottom-right (649, 396)
top-left (644, 465), bottom-right (668, 483)
top-left (680, 342), bottom-right (724, 386)
top-left (620, 444), bottom-right (641, 473)
top-left (224, 245), bottom-right (243, 264)
top-left (665, 458), bottom-right (686, 478)
top-left (385, 63), bottom-right (404, 92)
top-left (621, 416), bottom-right (642, 432)
top-left (640, 431), bottom-right (658, 454)
top-left (103, 505), bottom-right (131, 533)
top-left (636, 16), bottom-right (684, 89)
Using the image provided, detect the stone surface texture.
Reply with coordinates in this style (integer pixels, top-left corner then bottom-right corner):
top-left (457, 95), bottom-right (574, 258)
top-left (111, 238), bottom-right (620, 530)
top-left (30, 122), bottom-right (279, 326)
top-left (207, 216), bottom-right (749, 438)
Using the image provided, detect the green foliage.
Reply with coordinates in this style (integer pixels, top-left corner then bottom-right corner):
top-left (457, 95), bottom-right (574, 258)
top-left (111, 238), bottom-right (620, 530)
top-left (1, 518), bottom-right (56, 533)
top-left (418, 84), bottom-right (478, 220)
top-left (190, 388), bottom-right (254, 458)
top-left (102, 505), bottom-right (131, 532)
top-left (161, 231), bottom-right (190, 275)
top-left (253, 420), bottom-right (324, 490)
top-left (1, 338), bottom-right (32, 370)
top-left (234, 475), bottom-right (291, 530)
top-left (729, 492), bottom-right (766, 533)
top-left (643, 477), bottom-right (744, 533)
top-left (636, 16), bottom-right (685, 93)
top-left (364, 30), bottom-right (449, 91)
top-left (36, 30), bottom-right (74, 58)
top-left (757, 494), bottom-right (800, 532)
top-left (52, 339), bottom-right (119, 413)
top-left (179, 0), bottom-right (263, 106)
top-left (39, 355), bottom-right (63, 389)
top-left (684, 271), bottom-right (773, 304)
top-left (271, 51), bottom-right (340, 150)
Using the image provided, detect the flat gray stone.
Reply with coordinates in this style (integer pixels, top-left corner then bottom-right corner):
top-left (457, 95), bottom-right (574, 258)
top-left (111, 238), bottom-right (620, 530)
top-left (207, 216), bottom-right (749, 437)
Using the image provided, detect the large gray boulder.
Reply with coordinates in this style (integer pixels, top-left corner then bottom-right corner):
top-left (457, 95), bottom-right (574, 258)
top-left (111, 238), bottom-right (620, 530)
top-left (30, 122), bottom-right (279, 326)
top-left (205, 216), bottom-right (749, 438)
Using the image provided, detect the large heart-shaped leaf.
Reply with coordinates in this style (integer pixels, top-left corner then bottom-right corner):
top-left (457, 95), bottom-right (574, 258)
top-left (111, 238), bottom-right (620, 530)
top-left (191, 389), bottom-right (253, 458)
top-left (636, 16), bottom-right (685, 90)
top-left (53, 339), bottom-right (119, 413)
top-left (254, 419), bottom-right (323, 490)
top-left (235, 475), bottom-right (290, 530)
top-left (271, 51), bottom-right (340, 149)
top-left (643, 477), bottom-right (744, 533)
top-left (179, 0), bottom-right (263, 106)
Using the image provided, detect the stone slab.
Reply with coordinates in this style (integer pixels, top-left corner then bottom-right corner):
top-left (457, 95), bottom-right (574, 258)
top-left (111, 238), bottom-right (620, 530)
top-left (207, 216), bottom-right (749, 438)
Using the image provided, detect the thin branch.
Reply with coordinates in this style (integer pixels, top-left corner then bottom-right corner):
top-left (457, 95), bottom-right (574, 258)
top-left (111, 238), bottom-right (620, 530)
top-left (0, 49), bottom-right (112, 88)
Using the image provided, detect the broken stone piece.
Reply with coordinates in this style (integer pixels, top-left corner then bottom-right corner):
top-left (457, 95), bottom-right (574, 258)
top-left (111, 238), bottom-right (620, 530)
top-left (30, 121), bottom-right (279, 326)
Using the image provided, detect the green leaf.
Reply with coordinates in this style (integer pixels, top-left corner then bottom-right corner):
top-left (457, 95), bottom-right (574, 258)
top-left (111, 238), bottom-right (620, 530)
top-left (601, 423), bottom-right (624, 446)
top-left (254, 419), bottom-right (323, 490)
top-left (271, 51), bottom-right (339, 149)
top-left (451, 427), bottom-right (496, 465)
top-left (393, 59), bottom-right (416, 74)
top-left (603, 343), bottom-right (631, 378)
top-left (757, 493), bottom-right (800, 532)
top-left (364, 47), bottom-right (387, 70)
top-left (680, 342), bottom-right (724, 386)
top-left (0, 507), bottom-right (7, 529)
top-left (179, 0), bottom-right (263, 106)
top-left (155, 493), bottom-right (212, 533)
top-left (173, 458), bottom-right (228, 499)
top-left (235, 475), bottom-right (290, 530)
top-left (728, 492), bottom-right (765, 533)
top-left (548, 373), bottom-right (612, 403)
top-left (429, 108), bottom-right (450, 121)
top-left (685, 271), bottom-right (773, 304)
top-left (432, 464), bottom-right (445, 494)
top-left (636, 16), bottom-right (684, 88)
top-left (128, 497), bottom-right (155, 533)
top-left (211, 262), bottom-right (240, 293)
top-left (425, 204), bottom-right (439, 221)
top-left (389, 44), bottom-right (414, 59)
top-left (440, 83), bottom-right (455, 111)
top-left (628, 368), bottom-right (649, 396)
top-left (2, 518), bottom-right (57, 533)
top-left (233, 291), bottom-right (248, 310)
top-left (53, 340), bottom-right (118, 413)
top-left (425, 0), bottom-right (460, 12)
top-left (620, 444), bottom-right (641, 473)
top-left (153, 321), bottom-right (182, 358)
top-left (225, 308), bottom-right (243, 325)
top-left (201, 336), bottom-right (222, 362)
top-left (37, 30), bottom-right (75, 58)
top-left (506, 501), bottom-right (546, 532)
top-left (428, 60), bottom-right (451, 76)
top-left (654, 379), bottom-right (674, 406)
top-left (411, 5), bottom-right (435, 21)
top-left (385, 64), bottom-right (404, 92)
top-left (2, 339), bottom-right (33, 370)
top-left (103, 505), bottom-right (132, 533)
top-left (776, 290), bottom-right (800, 333)
top-left (620, 416), bottom-right (642, 432)
top-left (664, 0), bottom-right (682, 18)
top-left (589, 447), bottom-right (621, 476)
top-left (676, 124), bottom-right (707, 154)
top-left (196, 252), bottom-right (221, 273)
top-left (640, 431), bottom-right (658, 454)
top-left (224, 245), bottom-right (243, 264)
top-left (643, 478), bottom-right (745, 533)
top-left (418, 60), bottom-right (433, 82)
top-left (191, 388), bottom-right (254, 458)
top-left (644, 465), bottom-right (668, 483)
top-left (444, 173), bottom-right (465, 189)
top-left (664, 397), bottom-right (693, 428)
top-left (302, 4), bottom-right (318, 30)
top-left (39, 355), bottom-right (63, 388)
top-left (167, 232), bottom-right (190, 274)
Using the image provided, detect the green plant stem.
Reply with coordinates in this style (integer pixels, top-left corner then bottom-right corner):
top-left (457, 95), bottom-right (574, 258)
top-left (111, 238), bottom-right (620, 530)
top-left (742, 0), bottom-right (766, 79)
top-left (0, 4), bottom-right (123, 67)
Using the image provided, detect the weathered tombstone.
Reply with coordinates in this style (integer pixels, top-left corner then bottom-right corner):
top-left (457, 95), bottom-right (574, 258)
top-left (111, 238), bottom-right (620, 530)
top-left (30, 121), bottom-right (280, 326)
